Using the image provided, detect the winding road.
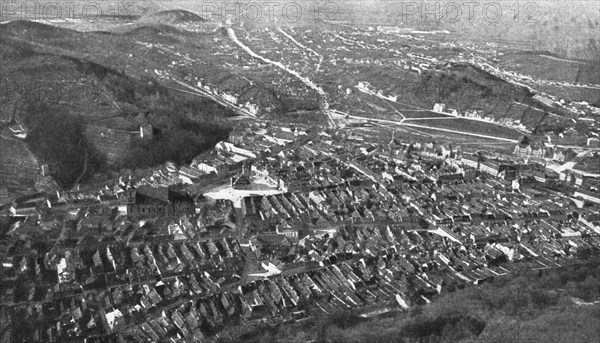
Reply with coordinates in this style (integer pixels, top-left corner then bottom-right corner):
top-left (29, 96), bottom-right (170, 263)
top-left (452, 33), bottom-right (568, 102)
top-left (276, 27), bottom-right (324, 72)
top-left (226, 26), bottom-right (336, 129)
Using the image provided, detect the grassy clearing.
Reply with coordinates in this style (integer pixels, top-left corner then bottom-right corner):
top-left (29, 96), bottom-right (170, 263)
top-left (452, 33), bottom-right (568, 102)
top-left (404, 118), bottom-right (523, 140)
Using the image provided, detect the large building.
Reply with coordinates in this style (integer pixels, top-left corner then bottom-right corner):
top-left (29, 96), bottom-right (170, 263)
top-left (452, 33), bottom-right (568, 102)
top-left (513, 136), bottom-right (547, 159)
top-left (124, 187), bottom-right (195, 217)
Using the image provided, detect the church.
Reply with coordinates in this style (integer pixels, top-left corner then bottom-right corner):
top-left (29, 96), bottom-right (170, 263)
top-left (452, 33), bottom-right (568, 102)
top-left (124, 186), bottom-right (195, 217)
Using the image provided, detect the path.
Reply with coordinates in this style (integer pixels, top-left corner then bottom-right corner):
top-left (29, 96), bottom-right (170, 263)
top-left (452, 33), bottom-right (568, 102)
top-left (276, 27), bottom-right (323, 72)
top-left (226, 26), bottom-right (336, 129)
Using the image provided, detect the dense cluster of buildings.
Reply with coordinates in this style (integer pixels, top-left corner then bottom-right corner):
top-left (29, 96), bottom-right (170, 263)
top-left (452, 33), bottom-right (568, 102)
top-left (1, 119), bottom-right (598, 342)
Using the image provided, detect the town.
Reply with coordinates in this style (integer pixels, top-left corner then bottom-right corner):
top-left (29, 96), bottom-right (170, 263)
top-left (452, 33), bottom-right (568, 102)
top-left (1, 3), bottom-right (599, 343)
top-left (2, 115), bottom-right (599, 341)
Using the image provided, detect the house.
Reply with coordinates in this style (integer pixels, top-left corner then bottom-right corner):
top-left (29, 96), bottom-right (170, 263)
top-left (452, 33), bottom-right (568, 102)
top-left (124, 187), bottom-right (195, 217)
top-left (530, 139), bottom-right (546, 158)
top-left (587, 137), bottom-right (600, 147)
top-left (41, 165), bottom-right (50, 177)
top-left (573, 190), bottom-right (600, 204)
top-left (256, 234), bottom-right (291, 251)
top-left (433, 103), bottom-right (446, 113)
top-left (513, 144), bottom-right (532, 157)
top-left (480, 161), bottom-right (500, 176)
top-left (276, 226), bottom-right (299, 238)
top-left (179, 166), bottom-right (202, 179)
top-left (10, 202), bottom-right (38, 216)
top-left (216, 142), bottom-right (257, 159)
top-left (139, 124), bottom-right (153, 139)
top-left (552, 147), bottom-right (565, 162)
top-left (98, 194), bottom-right (121, 206)
top-left (514, 136), bottom-right (546, 158)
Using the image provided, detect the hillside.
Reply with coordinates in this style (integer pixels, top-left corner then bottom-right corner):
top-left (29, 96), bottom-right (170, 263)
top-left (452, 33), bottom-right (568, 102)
top-left (0, 20), bottom-right (234, 188)
top-left (240, 258), bottom-right (600, 343)
top-left (415, 64), bottom-right (573, 132)
top-left (0, 15), bottom-right (335, 189)
top-left (140, 9), bottom-right (207, 24)
top-left (332, 63), bottom-right (574, 134)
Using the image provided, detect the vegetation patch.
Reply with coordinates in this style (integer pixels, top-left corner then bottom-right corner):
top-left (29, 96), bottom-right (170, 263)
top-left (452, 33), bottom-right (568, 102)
top-left (238, 258), bottom-right (600, 343)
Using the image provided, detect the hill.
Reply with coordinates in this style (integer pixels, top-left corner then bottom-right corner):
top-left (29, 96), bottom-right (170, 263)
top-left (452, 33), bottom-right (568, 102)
top-left (0, 20), bottom-right (233, 188)
top-left (141, 9), bottom-right (207, 24)
top-left (240, 258), bottom-right (600, 343)
top-left (416, 64), bottom-right (578, 133)
top-left (337, 63), bottom-right (574, 134)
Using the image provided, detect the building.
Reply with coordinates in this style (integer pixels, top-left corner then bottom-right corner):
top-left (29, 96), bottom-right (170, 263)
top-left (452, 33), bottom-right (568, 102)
top-left (513, 143), bottom-right (532, 157)
top-left (433, 103), bottom-right (446, 113)
top-left (552, 147), bottom-right (565, 162)
top-left (140, 124), bottom-right (153, 139)
top-left (232, 174), bottom-right (251, 190)
top-left (124, 187), bottom-right (195, 217)
top-left (231, 162), bottom-right (252, 190)
top-left (41, 164), bottom-right (50, 177)
top-left (10, 202), bottom-right (38, 216)
top-left (573, 190), bottom-right (600, 204)
top-left (480, 161), bottom-right (500, 176)
top-left (513, 136), bottom-right (546, 159)
top-left (276, 226), bottom-right (299, 238)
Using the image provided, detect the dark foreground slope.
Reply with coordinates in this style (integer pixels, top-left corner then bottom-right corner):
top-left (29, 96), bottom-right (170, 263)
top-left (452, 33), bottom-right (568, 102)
top-left (240, 258), bottom-right (600, 343)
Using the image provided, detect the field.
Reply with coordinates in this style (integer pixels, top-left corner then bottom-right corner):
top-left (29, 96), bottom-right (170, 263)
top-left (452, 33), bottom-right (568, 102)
top-left (403, 117), bottom-right (523, 141)
top-left (402, 110), bottom-right (453, 119)
top-left (0, 134), bottom-right (40, 193)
